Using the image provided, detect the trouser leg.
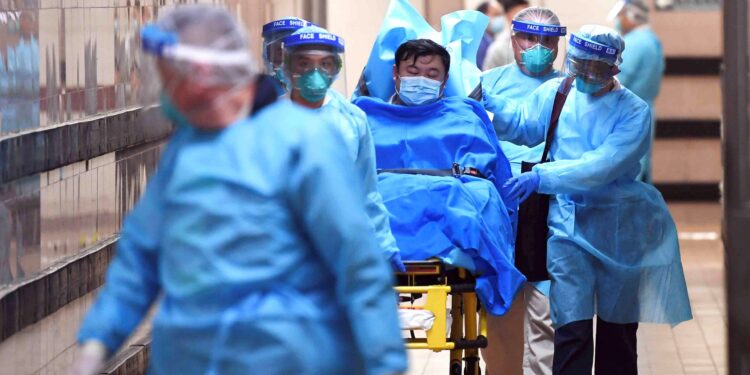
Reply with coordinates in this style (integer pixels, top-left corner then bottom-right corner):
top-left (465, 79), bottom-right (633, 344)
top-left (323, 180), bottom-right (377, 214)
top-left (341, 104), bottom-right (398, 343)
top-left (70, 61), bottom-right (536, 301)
top-left (482, 291), bottom-right (525, 375)
top-left (552, 319), bottom-right (593, 375)
top-left (594, 317), bottom-right (638, 375)
top-left (523, 284), bottom-right (554, 375)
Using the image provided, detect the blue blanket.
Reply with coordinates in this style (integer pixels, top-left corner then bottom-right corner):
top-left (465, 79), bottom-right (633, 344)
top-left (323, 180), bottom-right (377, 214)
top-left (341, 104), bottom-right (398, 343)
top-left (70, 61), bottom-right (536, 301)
top-left (355, 96), bottom-right (524, 316)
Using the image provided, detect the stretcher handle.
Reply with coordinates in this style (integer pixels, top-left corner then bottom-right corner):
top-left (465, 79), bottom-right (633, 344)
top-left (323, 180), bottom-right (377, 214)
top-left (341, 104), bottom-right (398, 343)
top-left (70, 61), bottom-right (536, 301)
top-left (451, 335), bottom-right (488, 349)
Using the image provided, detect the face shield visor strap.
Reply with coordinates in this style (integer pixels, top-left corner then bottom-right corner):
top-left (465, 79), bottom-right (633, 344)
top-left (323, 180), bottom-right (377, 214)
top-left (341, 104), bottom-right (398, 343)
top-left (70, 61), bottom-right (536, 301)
top-left (568, 34), bottom-right (620, 66)
top-left (511, 20), bottom-right (567, 38)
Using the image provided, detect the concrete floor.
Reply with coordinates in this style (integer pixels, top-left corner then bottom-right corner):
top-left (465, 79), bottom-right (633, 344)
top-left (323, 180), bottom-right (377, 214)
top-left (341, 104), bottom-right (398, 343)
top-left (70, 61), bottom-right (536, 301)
top-left (406, 203), bottom-right (726, 375)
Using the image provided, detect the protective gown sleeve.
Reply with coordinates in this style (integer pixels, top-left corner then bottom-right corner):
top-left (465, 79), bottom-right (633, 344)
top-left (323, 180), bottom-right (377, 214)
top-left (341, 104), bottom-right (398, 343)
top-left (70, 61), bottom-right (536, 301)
top-left (534, 96), bottom-right (651, 195)
top-left (491, 79), bottom-right (557, 147)
top-left (356, 113), bottom-right (401, 262)
top-left (76, 143), bottom-right (173, 353)
top-left (287, 123), bottom-right (407, 375)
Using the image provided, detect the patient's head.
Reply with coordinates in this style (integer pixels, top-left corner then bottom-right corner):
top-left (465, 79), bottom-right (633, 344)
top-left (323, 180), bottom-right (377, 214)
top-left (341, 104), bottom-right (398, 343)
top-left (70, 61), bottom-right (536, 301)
top-left (392, 39), bottom-right (450, 106)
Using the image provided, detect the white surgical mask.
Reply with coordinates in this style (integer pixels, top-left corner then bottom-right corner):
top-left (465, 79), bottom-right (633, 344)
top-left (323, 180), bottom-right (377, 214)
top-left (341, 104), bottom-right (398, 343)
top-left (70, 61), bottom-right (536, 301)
top-left (396, 75), bottom-right (443, 106)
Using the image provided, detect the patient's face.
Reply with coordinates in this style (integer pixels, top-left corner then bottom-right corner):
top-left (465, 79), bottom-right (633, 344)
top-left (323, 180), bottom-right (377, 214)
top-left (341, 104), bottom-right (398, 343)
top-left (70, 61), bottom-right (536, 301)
top-left (392, 54), bottom-right (447, 90)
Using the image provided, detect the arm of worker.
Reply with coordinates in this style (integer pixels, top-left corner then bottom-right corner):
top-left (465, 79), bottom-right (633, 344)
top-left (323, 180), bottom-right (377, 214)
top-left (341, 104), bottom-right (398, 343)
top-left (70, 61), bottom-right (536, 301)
top-left (287, 122), bottom-right (407, 375)
top-left (534, 98), bottom-right (651, 195)
top-left (490, 79), bottom-right (557, 147)
top-left (356, 114), bottom-right (405, 272)
top-left (76, 140), bottom-right (176, 355)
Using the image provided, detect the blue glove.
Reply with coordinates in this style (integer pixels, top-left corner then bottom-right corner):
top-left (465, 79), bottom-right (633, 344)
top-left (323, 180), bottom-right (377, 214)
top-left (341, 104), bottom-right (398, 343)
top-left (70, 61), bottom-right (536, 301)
top-left (389, 252), bottom-right (407, 273)
top-left (502, 171), bottom-right (540, 203)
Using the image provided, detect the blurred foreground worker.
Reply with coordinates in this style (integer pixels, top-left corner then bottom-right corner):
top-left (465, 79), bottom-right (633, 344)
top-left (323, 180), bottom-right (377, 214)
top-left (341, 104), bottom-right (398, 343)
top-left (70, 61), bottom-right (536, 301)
top-left (479, 8), bottom-right (566, 374)
top-left (261, 17), bottom-right (314, 92)
top-left (72, 6), bottom-right (406, 375)
top-left (475, 1), bottom-right (504, 70)
top-left (609, 0), bottom-right (664, 183)
top-left (282, 26), bottom-right (405, 272)
top-left (495, 25), bottom-right (692, 374)
top-left (482, 0), bottom-right (529, 70)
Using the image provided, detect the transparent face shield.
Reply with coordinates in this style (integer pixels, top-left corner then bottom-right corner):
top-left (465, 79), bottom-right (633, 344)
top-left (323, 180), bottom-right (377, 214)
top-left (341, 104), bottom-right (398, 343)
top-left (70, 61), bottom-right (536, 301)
top-left (140, 24), bottom-right (256, 128)
top-left (261, 18), bottom-right (314, 84)
top-left (282, 49), bottom-right (345, 102)
top-left (510, 20), bottom-right (568, 76)
top-left (562, 34), bottom-right (620, 88)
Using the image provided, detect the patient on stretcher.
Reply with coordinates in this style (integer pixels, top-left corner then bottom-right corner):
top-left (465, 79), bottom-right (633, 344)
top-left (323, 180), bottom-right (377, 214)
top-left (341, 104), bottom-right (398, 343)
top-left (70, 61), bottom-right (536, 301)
top-left (354, 93), bottom-right (525, 316)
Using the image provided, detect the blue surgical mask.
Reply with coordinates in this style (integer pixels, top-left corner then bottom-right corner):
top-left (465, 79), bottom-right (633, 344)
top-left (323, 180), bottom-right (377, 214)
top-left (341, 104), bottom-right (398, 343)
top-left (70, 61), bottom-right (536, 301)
top-left (521, 44), bottom-right (555, 75)
top-left (575, 77), bottom-right (608, 95)
top-left (296, 68), bottom-right (332, 103)
top-left (397, 76), bottom-right (443, 106)
top-left (490, 16), bottom-right (505, 34)
top-left (614, 18), bottom-right (623, 34)
top-left (159, 93), bottom-right (191, 128)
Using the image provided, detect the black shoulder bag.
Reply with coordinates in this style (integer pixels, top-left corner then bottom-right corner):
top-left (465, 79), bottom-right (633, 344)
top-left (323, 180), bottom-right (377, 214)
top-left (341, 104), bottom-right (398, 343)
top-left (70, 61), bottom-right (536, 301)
top-left (514, 77), bottom-right (574, 282)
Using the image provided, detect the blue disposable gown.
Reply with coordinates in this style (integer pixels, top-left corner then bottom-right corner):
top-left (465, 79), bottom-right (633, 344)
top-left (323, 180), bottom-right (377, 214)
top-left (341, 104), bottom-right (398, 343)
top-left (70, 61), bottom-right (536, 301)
top-left (482, 63), bottom-right (559, 296)
top-left (618, 26), bottom-right (664, 183)
top-left (321, 90), bottom-right (400, 263)
top-left (482, 64), bottom-right (559, 177)
top-left (77, 100), bottom-right (407, 375)
top-left (492, 78), bottom-right (692, 327)
top-left (355, 96), bottom-right (524, 316)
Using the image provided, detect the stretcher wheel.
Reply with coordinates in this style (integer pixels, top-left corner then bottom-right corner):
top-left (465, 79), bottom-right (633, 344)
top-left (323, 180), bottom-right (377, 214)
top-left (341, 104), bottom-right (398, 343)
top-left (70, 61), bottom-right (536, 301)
top-left (450, 361), bottom-right (462, 375)
top-left (464, 357), bottom-right (481, 375)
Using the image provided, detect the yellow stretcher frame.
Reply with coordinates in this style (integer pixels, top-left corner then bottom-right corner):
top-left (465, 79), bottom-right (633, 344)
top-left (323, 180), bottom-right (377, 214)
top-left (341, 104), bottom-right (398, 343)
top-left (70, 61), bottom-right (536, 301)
top-left (396, 260), bottom-right (488, 375)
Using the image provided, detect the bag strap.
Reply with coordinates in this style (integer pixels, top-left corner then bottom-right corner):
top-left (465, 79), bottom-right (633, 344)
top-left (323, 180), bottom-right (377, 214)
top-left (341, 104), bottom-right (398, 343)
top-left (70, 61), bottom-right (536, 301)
top-left (540, 77), bottom-right (575, 163)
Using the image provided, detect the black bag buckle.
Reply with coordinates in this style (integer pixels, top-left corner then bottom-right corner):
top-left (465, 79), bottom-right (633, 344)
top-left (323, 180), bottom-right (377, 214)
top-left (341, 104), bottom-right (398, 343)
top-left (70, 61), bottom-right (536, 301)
top-left (451, 162), bottom-right (462, 177)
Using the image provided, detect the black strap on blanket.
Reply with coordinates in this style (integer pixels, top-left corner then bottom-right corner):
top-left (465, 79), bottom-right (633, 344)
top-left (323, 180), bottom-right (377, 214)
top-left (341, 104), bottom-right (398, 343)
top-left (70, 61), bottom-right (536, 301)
top-left (378, 163), bottom-right (488, 179)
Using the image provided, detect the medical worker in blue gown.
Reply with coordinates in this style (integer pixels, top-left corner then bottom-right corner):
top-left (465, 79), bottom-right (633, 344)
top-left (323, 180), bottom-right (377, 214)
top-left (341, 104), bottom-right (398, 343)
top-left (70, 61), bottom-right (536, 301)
top-left (609, 0), bottom-right (665, 183)
top-left (479, 7), bottom-right (565, 375)
top-left (496, 25), bottom-right (691, 374)
top-left (71, 6), bottom-right (406, 375)
top-left (281, 26), bottom-right (405, 272)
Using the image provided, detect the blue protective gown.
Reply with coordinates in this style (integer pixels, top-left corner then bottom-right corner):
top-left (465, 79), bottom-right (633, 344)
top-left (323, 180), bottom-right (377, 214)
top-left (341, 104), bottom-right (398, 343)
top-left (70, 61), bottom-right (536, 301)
top-left (492, 78), bottom-right (692, 327)
top-left (77, 100), bottom-right (407, 375)
top-left (321, 90), bottom-right (400, 262)
top-left (617, 26), bottom-right (664, 183)
top-left (482, 63), bottom-right (559, 296)
top-left (355, 96), bottom-right (524, 316)
top-left (482, 64), bottom-right (559, 177)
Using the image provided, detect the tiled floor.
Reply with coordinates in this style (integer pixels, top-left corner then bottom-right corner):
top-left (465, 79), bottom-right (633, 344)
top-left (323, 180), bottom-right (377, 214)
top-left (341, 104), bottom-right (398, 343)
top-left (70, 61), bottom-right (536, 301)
top-left (407, 203), bottom-right (726, 375)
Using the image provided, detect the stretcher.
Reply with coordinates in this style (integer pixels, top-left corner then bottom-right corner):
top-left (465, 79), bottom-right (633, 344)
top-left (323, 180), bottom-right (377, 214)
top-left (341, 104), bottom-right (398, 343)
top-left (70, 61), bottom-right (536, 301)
top-left (396, 259), bottom-right (488, 375)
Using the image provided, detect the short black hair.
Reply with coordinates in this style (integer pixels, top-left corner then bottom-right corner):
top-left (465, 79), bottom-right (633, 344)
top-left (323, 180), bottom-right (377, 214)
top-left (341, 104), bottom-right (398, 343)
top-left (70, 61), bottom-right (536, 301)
top-left (498, 0), bottom-right (529, 11)
top-left (476, 1), bottom-right (490, 14)
top-left (394, 39), bottom-right (450, 77)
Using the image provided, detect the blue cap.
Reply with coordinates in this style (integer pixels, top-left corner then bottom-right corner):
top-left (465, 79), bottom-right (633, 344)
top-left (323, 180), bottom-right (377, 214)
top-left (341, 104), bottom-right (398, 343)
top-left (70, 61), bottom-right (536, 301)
top-left (569, 34), bottom-right (618, 59)
top-left (262, 17), bottom-right (314, 37)
top-left (568, 25), bottom-right (624, 65)
top-left (283, 31), bottom-right (345, 53)
top-left (141, 24), bottom-right (178, 56)
top-left (511, 20), bottom-right (567, 37)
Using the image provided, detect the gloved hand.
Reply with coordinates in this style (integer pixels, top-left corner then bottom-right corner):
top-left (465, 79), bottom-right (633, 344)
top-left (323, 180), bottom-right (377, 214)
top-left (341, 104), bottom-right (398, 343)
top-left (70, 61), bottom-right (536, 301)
top-left (69, 341), bottom-right (107, 375)
top-left (502, 171), bottom-right (540, 203)
top-left (389, 251), bottom-right (407, 273)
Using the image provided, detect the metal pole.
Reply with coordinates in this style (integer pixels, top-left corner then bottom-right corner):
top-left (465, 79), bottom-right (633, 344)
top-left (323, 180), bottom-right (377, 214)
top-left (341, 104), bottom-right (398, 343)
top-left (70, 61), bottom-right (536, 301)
top-left (722, 0), bottom-right (750, 373)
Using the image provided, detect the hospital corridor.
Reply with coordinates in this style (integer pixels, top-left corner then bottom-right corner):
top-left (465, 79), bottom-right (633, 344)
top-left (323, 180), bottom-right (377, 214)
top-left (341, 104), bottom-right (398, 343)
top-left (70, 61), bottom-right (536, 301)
top-left (1, 0), bottom-right (747, 374)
